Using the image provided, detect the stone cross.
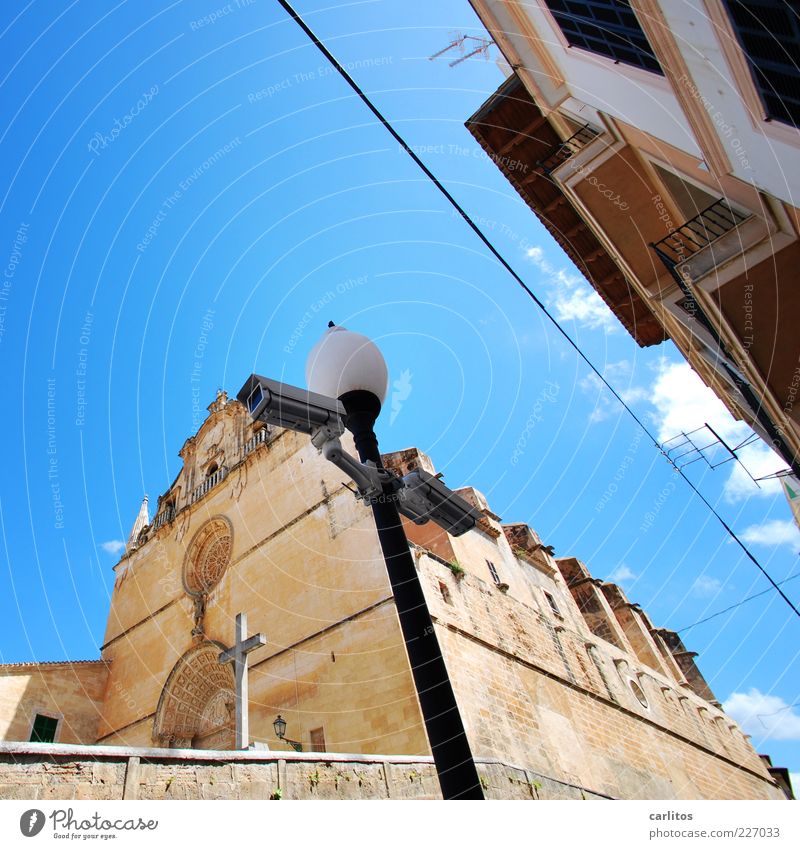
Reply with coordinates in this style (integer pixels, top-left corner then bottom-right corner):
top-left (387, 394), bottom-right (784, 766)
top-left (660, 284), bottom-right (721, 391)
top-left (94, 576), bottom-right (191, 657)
top-left (218, 612), bottom-right (267, 750)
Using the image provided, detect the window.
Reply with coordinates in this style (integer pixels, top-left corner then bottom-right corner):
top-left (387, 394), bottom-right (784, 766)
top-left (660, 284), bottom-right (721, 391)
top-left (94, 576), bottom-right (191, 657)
top-left (206, 463), bottom-right (218, 478)
top-left (544, 591), bottom-right (562, 617)
top-left (651, 163), bottom-right (719, 221)
top-left (486, 560), bottom-right (501, 585)
top-left (30, 714), bottom-right (58, 743)
top-left (722, 0), bottom-right (800, 127)
top-left (629, 679), bottom-right (649, 709)
top-left (439, 581), bottom-right (453, 605)
top-left (309, 727), bottom-right (326, 753)
top-left (545, 0), bottom-right (662, 74)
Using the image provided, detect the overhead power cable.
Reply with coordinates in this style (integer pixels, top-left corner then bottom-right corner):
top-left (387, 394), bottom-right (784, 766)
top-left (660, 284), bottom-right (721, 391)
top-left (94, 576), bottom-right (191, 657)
top-left (677, 572), bottom-right (800, 633)
top-left (274, 0), bottom-right (800, 621)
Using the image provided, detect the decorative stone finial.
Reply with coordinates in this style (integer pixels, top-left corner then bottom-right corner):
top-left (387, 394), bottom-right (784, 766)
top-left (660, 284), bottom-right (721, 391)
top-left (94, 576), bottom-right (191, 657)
top-left (207, 389), bottom-right (228, 414)
top-left (126, 495), bottom-right (151, 552)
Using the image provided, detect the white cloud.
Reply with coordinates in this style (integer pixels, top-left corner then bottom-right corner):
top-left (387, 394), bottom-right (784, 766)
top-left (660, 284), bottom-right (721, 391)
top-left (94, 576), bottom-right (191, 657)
top-left (604, 360), bottom-right (632, 381)
top-left (100, 540), bottom-right (126, 555)
top-left (579, 363), bottom-right (649, 423)
top-left (723, 688), bottom-right (800, 741)
top-left (691, 574), bottom-right (722, 597)
top-left (576, 358), bottom-right (790, 505)
top-left (651, 360), bottom-right (742, 445)
top-left (608, 564), bottom-right (636, 583)
top-left (649, 360), bottom-right (784, 503)
top-left (741, 519), bottom-right (800, 549)
top-left (524, 245), bottom-right (618, 332)
top-left (723, 442), bottom-right (785, 503)
top-left (579, 373), bottom-right (612, 423)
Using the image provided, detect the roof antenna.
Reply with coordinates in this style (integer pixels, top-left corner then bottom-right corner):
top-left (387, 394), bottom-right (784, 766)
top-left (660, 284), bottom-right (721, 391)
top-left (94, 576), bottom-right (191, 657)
top-left (429, 33), bottom-right (493, 67)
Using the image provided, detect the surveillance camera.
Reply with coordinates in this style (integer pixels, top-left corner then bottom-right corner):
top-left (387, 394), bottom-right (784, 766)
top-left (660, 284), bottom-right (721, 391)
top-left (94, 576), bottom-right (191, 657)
top-left (236, 376), bottom-right (480, 538)
top-left (237, 375), bottom-right (346, 436)
top-left (396, 469), bottom-right (481, 537)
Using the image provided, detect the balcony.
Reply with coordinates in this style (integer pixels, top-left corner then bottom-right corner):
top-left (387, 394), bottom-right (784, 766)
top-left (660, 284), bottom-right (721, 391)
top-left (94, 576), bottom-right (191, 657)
top-left (242, 426), bottom-right (270, 457)
top-left (152, 504), bottom-right (176, 530)
top-left (466, 76), bottom-right (666, 346)
top-left (651, 198), bottom-right (751, 269)
top-left (191, 465), bottom-right (228, 505)
top-left (537, 124), bottom-right (600, 174)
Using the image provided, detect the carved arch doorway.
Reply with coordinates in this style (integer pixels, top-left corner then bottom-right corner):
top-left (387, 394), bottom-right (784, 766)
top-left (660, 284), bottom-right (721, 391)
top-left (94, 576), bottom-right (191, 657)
top-left (153, 641), bottom-right (236, 750)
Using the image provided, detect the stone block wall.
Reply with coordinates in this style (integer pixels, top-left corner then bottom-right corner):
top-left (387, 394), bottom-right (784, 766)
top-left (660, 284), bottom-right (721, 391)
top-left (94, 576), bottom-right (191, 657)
top-left (97, 424), bottom-right (427, 757)
top-left (0, 743), bottom-right (611, 800)
top-left (0, 662), bottom-right (109, 746)
top-left (416, 552), bottom-right (782, 800)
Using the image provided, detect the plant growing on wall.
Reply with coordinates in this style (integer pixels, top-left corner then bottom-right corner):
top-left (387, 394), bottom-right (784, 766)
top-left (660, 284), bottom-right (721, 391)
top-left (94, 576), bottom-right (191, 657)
top-left (447, 560), bottom-right (465, 579)
top-left (333, 770), bottom-right (351, 790)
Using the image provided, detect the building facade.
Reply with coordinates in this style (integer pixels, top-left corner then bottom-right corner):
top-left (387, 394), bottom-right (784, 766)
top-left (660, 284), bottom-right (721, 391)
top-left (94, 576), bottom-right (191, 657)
top-left (0, 388), bottom-right (789, 799)
top-left (466, 0), bottom-right (800, 476)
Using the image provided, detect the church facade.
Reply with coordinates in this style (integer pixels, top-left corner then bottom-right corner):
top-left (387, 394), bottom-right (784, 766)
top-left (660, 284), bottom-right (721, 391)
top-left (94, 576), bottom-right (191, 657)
top-left (0, 389), bottom-right (787, 799)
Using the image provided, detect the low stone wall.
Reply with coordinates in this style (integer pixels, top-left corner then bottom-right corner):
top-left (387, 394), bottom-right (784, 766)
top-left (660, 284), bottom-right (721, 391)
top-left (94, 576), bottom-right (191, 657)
top-left (0, 743), bottom-right (611, 800)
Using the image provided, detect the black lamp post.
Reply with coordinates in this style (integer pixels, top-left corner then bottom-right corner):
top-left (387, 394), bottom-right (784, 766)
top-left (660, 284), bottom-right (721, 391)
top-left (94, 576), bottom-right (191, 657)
top-left (306, 323), bottom-right (484, 800)
top-left (273, 715), bottom-right (303, 752)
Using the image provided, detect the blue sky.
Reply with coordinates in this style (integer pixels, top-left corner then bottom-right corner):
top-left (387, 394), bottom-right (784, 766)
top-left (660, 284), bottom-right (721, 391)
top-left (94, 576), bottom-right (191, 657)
top-left (0, 0), bottom-right (798, 780)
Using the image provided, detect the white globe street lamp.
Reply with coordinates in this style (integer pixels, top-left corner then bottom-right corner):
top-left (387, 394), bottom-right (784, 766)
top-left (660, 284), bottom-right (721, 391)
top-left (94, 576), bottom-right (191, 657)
top-left (306, 322), bottom-right (388, 403)
top-left (305, 322), bottom-right (484, 801)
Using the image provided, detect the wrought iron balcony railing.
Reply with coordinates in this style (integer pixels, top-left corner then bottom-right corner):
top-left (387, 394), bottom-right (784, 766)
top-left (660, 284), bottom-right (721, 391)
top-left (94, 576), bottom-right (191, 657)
top-left (651, 198), bottom-right (750, 267)
top-left (191, 465), bottom-right (228, 504)
top-left (537, 124), bottom-right (599, 174)
top-left (649, 198), bottom-right (800, 478)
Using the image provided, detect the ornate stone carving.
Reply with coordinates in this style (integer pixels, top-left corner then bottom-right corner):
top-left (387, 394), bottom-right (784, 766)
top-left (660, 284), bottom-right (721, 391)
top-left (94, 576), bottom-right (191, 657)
top-left (229, 464), bottom-right (247, 502)
top-left (152, 642), bottom-right (235, 749)
top-left (205, 421), bottom-right (224, 458)
top-left (182, 516), bottom-right (233, 597)
top-left (191, 593), bottom-right (208, 639)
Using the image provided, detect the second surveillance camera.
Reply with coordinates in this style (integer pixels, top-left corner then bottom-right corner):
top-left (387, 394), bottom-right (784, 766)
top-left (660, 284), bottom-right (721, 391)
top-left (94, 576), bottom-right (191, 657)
top-left (396, 469), bottom-right (482, 537)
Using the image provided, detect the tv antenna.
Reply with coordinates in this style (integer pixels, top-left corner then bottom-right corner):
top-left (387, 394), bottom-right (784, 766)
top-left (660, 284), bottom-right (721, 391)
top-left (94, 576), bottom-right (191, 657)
top-left (662, 423), bottom-right (763, 484)
top-left (429, 33), bottom-right (494, 67)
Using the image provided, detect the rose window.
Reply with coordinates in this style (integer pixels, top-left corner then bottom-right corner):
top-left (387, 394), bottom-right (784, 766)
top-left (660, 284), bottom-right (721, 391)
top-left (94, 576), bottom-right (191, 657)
top-left (183, 517), bottom-right (233, 595)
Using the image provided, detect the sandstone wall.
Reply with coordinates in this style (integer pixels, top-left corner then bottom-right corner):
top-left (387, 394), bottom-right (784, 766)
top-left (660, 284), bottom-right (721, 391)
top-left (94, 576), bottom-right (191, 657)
top-left (98, 423), bottom-right (427, 756)
top-left (0, 662), bottom-right (109, 745)
top-left (416, 551), bottom-right (782, 800)
top-left (0, 743), bottom-right (611, 800)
